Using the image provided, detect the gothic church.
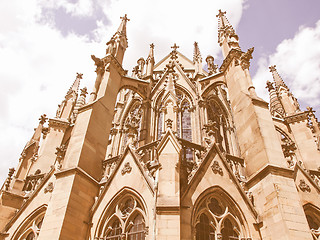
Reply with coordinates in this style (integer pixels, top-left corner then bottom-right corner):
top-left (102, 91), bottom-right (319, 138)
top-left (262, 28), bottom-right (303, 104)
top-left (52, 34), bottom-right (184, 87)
top-left (1, 11), bottom-right (320, 240)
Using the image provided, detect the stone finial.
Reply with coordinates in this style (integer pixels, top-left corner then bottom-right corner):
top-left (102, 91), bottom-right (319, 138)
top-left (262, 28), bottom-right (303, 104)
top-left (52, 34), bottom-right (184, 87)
top-left (76, 72), bottom-right (83, 79)
top-left (266, 81), bottom-right (274, 92)
top-left (39, 114), bottom-right (48, 125)
top-left (80, 87), bottom-right (88, 97)
top-left (170, 43), bottom-right (179, 60)
top-left (193, 42), bottom-right (202, 63)
top-left (216, 9), bottom-right (226, 18)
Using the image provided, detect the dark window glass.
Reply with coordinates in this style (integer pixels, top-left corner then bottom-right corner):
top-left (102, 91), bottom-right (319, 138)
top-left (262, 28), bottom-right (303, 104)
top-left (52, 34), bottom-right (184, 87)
top-left (221, 219), bottom-right (238, 240)
top-left (127, 214), bottom-right (145, 240)
top-left (195, 214), bottom-right (215, 240)
top-left (106, 219), bottom-right (122, 240)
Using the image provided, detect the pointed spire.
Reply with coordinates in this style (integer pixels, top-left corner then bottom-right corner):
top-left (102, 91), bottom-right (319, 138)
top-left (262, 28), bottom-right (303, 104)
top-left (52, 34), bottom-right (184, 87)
top-left (193, 42), bottom-right (202, 63)
top-left (117, 14), bottom-right (130, 36)
top-left (216, 9), bottom-right (233, 30)
top-left (266, 81), bottom-right (285, 118)
top-left (216, 10), bottom-right (240, 57)
top-left (269, 65), bottom-right (288, 90)
top-left (71, 87), bottom-right (88, 123)
top-left (56, 73), bottom-right (82, 120)
top-left (146, 43), bottom-right (155, 78)
top-left (66, 72), bottom-right (82, 97)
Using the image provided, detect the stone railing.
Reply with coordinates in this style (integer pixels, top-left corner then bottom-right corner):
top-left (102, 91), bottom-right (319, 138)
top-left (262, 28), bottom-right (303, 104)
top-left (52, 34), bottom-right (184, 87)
top-left (22, 173), bottom-right (45, 192)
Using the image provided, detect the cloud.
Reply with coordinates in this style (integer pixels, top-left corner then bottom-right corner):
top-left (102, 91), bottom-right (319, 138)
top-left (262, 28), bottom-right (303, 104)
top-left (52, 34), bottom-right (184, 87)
top-left (253, 20), bottom-right (320, 110)
top-left (0, 0), bottom-right (246, 183)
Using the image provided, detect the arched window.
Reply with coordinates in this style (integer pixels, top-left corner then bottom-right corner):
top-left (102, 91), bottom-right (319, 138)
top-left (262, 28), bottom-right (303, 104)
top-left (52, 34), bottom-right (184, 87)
top-left (127, 214), bottom-right (146, 240)
top-left (106, 219), bottom-right (122, 240)
top-left (195, 214), bottom-right (215, 240)
top-left (98, 194), bottom-right (147, 240)
top-left (157, 109), bottom-right (163, 140)
top-left (193, 190), bottom-right (249, 240)
top-left (304, 204), bottom-right (320, 240)
top-left (13, 206), bottom-right (46, 240)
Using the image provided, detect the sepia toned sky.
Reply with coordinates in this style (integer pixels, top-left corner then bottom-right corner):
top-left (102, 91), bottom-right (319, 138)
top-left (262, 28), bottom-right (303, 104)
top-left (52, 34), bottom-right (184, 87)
top-left (0, 0), bottom-right (320, 183)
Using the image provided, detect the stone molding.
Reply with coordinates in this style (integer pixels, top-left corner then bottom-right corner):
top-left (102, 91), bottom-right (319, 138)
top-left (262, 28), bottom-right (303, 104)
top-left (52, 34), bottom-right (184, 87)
top-left (48, 118), bottom-right (70, 129)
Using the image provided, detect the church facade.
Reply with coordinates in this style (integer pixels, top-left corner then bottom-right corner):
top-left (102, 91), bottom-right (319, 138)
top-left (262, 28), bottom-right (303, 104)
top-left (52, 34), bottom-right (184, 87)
top-left (1, 11), bottom-right (320, 240)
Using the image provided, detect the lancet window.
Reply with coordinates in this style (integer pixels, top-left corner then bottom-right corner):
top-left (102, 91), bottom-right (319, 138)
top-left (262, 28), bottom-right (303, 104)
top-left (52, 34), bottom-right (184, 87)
top-left (14, 207), bottom-right (46, 240)
top-left (193, 191), bottom-right (248, 240)
top-left (304, 205), bottom-right (320, 240)
top-left (98, 195), bottom-right (147, 240)
top-left (205, 98), bottom-right (230, 153)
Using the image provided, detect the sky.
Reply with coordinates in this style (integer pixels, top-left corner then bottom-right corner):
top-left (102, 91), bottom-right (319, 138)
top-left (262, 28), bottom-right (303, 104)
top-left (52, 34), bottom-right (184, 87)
top-left (1, 0), bottom-right (320, 184)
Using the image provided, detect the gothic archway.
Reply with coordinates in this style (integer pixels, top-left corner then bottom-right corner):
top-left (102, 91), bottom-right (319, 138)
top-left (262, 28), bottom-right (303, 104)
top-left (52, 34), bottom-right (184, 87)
top-left (95, 189), bottom-right (148, 240)
top-left (11, 205), bottom-right (47, 240)
top-left (304, 204), bottom-right (320, 240)
top-left (192, 187), bottom-right (250, 240)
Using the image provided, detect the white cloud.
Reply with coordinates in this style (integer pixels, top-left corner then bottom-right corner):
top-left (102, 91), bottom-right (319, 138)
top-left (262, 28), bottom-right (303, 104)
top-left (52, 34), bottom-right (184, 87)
top-left (253, 20), bottom-right (320, 109)
top-left (0, 0), bottom-right (245, 183)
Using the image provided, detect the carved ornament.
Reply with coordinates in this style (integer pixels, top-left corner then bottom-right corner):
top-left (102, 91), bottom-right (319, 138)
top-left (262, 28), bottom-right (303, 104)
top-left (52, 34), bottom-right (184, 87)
top-left (121, 162), bottom-right (132, 175)
top-left (211, 161), bottom-right (223, 175)
top-left (44, 182), bottom-right (54, 193)
top-left (298, 179), bottom-right (311, 192)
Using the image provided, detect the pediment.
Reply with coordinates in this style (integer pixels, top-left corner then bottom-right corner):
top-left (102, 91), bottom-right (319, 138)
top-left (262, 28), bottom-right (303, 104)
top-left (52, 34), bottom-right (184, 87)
top-left (183, 144), bottom-right (259, 220)
top-left (91, 146), bottom-right (154, 215)
top-left (154, 51), bottom-right (195, 71)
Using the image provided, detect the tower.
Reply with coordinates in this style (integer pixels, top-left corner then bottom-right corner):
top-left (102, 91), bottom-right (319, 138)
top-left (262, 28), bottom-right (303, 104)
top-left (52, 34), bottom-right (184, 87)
top-left (1, 11), bottom-right (320, 240)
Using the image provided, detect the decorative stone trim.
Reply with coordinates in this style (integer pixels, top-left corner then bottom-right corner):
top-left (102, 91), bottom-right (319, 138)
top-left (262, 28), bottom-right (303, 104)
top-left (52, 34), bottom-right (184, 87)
top-left (299, 179), bottom-right (311, 192)
top-left (211, 161), bottom-right (223, 175)
top-left (285, 112), bottom-right (308, 124)
top-left (121, 162), bottom-right (132, 175)
top-left (44, 182), bottom-right (54, 193)
top-left (48, 118), bottom-right (70, 129)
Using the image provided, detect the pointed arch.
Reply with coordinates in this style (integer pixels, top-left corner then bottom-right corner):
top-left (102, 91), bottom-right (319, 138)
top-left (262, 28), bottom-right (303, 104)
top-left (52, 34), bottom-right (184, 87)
top-left (95, 188), bottom-right (148, 240)
top-left (11, 204), bottom-right (47, 240)
top-left (303, 203), bottom-right (320, 240)
top-left (192, 186), bottom-right (251, 240)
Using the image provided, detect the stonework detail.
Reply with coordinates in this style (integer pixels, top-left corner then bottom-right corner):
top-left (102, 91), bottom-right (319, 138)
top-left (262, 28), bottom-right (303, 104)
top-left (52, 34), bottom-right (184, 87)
top-left (211, 161), bottom-right (223, 175)
top-left (299, 179), bottom-right (311, 193)
top-left (1, 11), bottom-right (320, 240)
top-left (121, 162), bottom-right (132, 175)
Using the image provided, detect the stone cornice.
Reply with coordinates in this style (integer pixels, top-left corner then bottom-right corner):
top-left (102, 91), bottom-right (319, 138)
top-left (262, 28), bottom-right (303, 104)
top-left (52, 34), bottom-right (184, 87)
top-left (48, 118), bottom-right (70, 129)
top-left (246, 164), bottom-right (294, 189)
top-left (251, 97), bottom-right (269, 109)
top-left (284, 111), bottom-right (308, 124)
top-left (55, 166), bottom-right (100, 186)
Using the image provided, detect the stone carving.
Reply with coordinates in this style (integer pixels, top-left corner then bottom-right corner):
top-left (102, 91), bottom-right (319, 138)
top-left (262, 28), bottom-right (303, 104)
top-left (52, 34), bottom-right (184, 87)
top-left (44, 182), bottom-right (54, 193)
top-left (39, 114), bottom-right (48, 125)
top-left (211, 161), bottom-right (223, 175)
top-left (165, 119), bottom-right (173, 129)
top-left (106, 39), bottom-right (116, 55)
top-left (240, 47), bottom-right (254, 70)
top-left (170, 43), bottom-right (179, 60)
top-left (121, 162), bottom-right (132, 175)
top-left (206, 55), bottom-right (218, 75)
top-left (55, 144), bottom-right (66, 169)
top-left (4, 168), bottom-right (15, 191)
top-left (299, 179), bottom-right (311, 192)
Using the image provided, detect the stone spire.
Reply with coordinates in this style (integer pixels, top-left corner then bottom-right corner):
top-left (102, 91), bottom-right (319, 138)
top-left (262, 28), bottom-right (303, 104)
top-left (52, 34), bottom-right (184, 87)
top-left (269, 65), bottom-right (300, 114)
top-left (193, 42), bottom-right (202, 63)
top-left (266, 81), bottom-right (285, 118)
top-left (56, 73), bottom-right (82, 121)
top-left (66, 72), bottom-right (82, 97)
top-left (70, 87), bottom-right (88, 123)
top-left (216, 10), bottom-right (240, 58)
top-left (105, 14), bottom-right (130, 64)
top-left (146, 43), bottom-right (155, 78)
top-left (193, 42), bottom-right (203, 75)
top-left (269, 65), bottom-right (288, 90)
